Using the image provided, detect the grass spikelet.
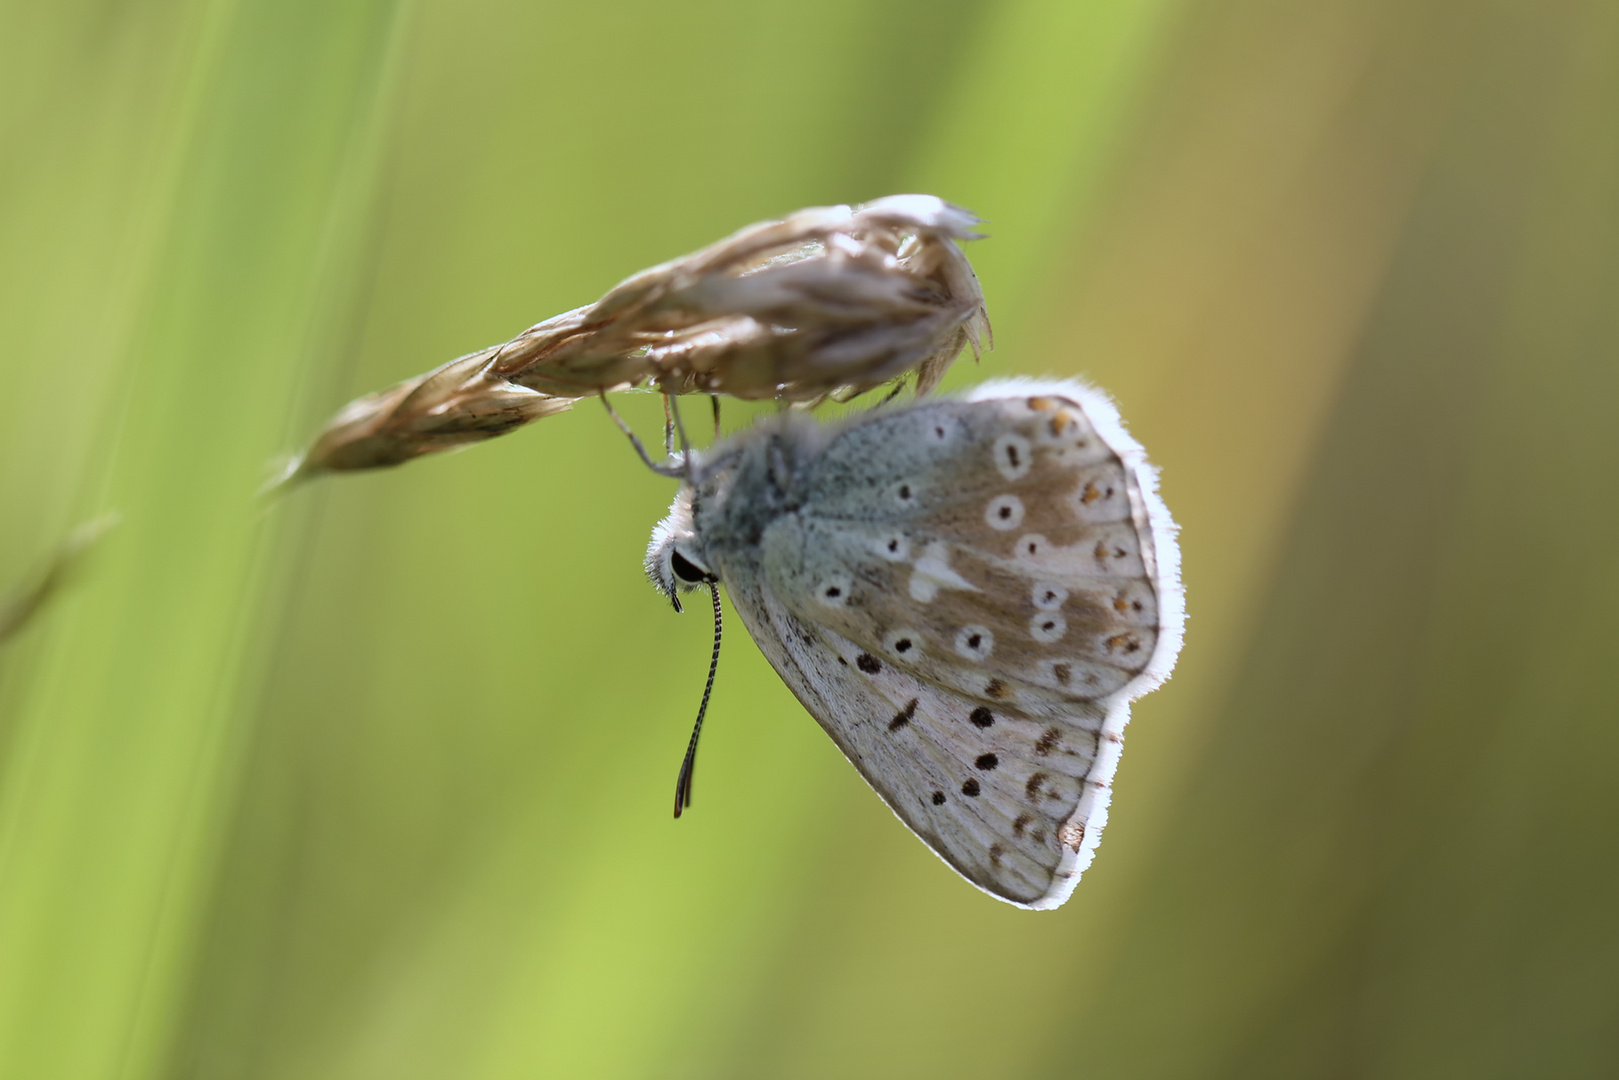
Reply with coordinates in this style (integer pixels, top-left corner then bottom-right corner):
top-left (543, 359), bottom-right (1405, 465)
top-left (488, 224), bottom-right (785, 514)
top-left (0, 514), bottom-right (120, 646)
top-left (282, 194), bottom-right (989, 483)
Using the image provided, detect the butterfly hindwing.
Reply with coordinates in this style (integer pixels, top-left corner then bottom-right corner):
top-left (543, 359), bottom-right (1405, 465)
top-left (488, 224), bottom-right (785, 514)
top-left (731, 574), bottom-right (1100, 905)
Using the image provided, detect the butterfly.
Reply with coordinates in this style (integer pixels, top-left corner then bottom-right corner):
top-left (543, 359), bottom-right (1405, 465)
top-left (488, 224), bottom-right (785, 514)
top-left (644, 379), bottom-right (1184, 909)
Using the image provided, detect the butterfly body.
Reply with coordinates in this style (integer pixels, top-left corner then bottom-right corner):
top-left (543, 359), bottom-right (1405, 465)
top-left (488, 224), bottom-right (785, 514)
top-left (647, 380), bottom-right (1183, 909)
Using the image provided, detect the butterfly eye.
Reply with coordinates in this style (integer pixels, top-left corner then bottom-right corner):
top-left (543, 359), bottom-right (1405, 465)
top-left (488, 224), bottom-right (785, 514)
top-left (669, 549), bottom-right (714, 584)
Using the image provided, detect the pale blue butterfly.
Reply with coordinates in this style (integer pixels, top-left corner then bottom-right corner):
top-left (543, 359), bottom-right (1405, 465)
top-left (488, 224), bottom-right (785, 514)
top-left (642, 380), bottom-right (1184, 909)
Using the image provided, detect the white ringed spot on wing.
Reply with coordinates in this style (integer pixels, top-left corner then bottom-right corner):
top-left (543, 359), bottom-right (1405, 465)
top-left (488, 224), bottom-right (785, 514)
top-left (954, 625), bottom-right (994, 660)
top-left (992, 433), bottom-right (1033, 480)
top-left (1032, 582), bottom-right (1068, 610)
top-left (815, 574), bottom-right (852, 607)
top-left (874, 532), bottom-right (911, 561)
top-left (985, 494), bottom-right (1025, 531)
top-left (1030, 612), bottom-right (1067, 643)
top-left (884, 629), bottom-right (924, 658)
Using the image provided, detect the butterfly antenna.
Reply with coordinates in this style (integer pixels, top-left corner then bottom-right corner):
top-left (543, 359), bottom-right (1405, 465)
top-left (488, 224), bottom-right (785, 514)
top-left (674, 582), bottom-right (723, 818)
top-left (599, 392), bottom-right (681, 477)
top-left (662, 394), bottom-right (675, 457)
top-left (710, 394), bottom-right (722, 439)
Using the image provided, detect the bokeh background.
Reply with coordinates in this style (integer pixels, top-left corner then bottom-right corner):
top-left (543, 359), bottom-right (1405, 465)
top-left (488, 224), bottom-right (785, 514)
top-left (3, 0), bottom-right (1617, 1076)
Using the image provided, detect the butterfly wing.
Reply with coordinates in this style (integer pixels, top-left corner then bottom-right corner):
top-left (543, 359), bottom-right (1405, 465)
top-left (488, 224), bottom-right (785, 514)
top-left (737, 382), bottom-right (1183, 908)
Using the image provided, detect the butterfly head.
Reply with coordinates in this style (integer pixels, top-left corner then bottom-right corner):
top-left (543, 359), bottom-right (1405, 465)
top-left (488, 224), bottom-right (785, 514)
top-left (645, 488), bottom-right (716, 613)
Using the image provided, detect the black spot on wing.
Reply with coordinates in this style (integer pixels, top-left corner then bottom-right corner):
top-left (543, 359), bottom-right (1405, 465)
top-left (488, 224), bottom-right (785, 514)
top-left (856, 653), bottom-right (881, 674)
top-left (888, 698), bottom-right (918, 732)
top-left (970, 707), bottom-right (994, 729)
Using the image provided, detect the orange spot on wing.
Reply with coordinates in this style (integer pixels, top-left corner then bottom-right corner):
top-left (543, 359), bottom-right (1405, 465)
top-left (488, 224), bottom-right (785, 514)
top-left (1105, 633), bottom-right (1142, 654)
top-left (1058, 820), bottom-right (1087, 852)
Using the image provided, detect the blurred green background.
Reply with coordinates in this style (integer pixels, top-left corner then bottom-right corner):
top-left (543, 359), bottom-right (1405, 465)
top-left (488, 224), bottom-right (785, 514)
top-left (3, 0), bottom-right (1617, 1076)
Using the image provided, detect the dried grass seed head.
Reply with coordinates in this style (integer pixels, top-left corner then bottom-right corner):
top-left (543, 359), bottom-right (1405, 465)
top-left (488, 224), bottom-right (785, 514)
top-left (508, 193), bottom-right (990, 401)
top-left (279, 194), bottom-right (989, 486)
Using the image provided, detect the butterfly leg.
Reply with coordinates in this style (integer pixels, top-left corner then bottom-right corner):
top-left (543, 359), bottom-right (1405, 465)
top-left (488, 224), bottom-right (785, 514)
top-left (667, 393), bottom-right (695, 477)
top-left (598, 392), bottom-right (683, 477)
top-left (876, 378), bottom-right (909, 407)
